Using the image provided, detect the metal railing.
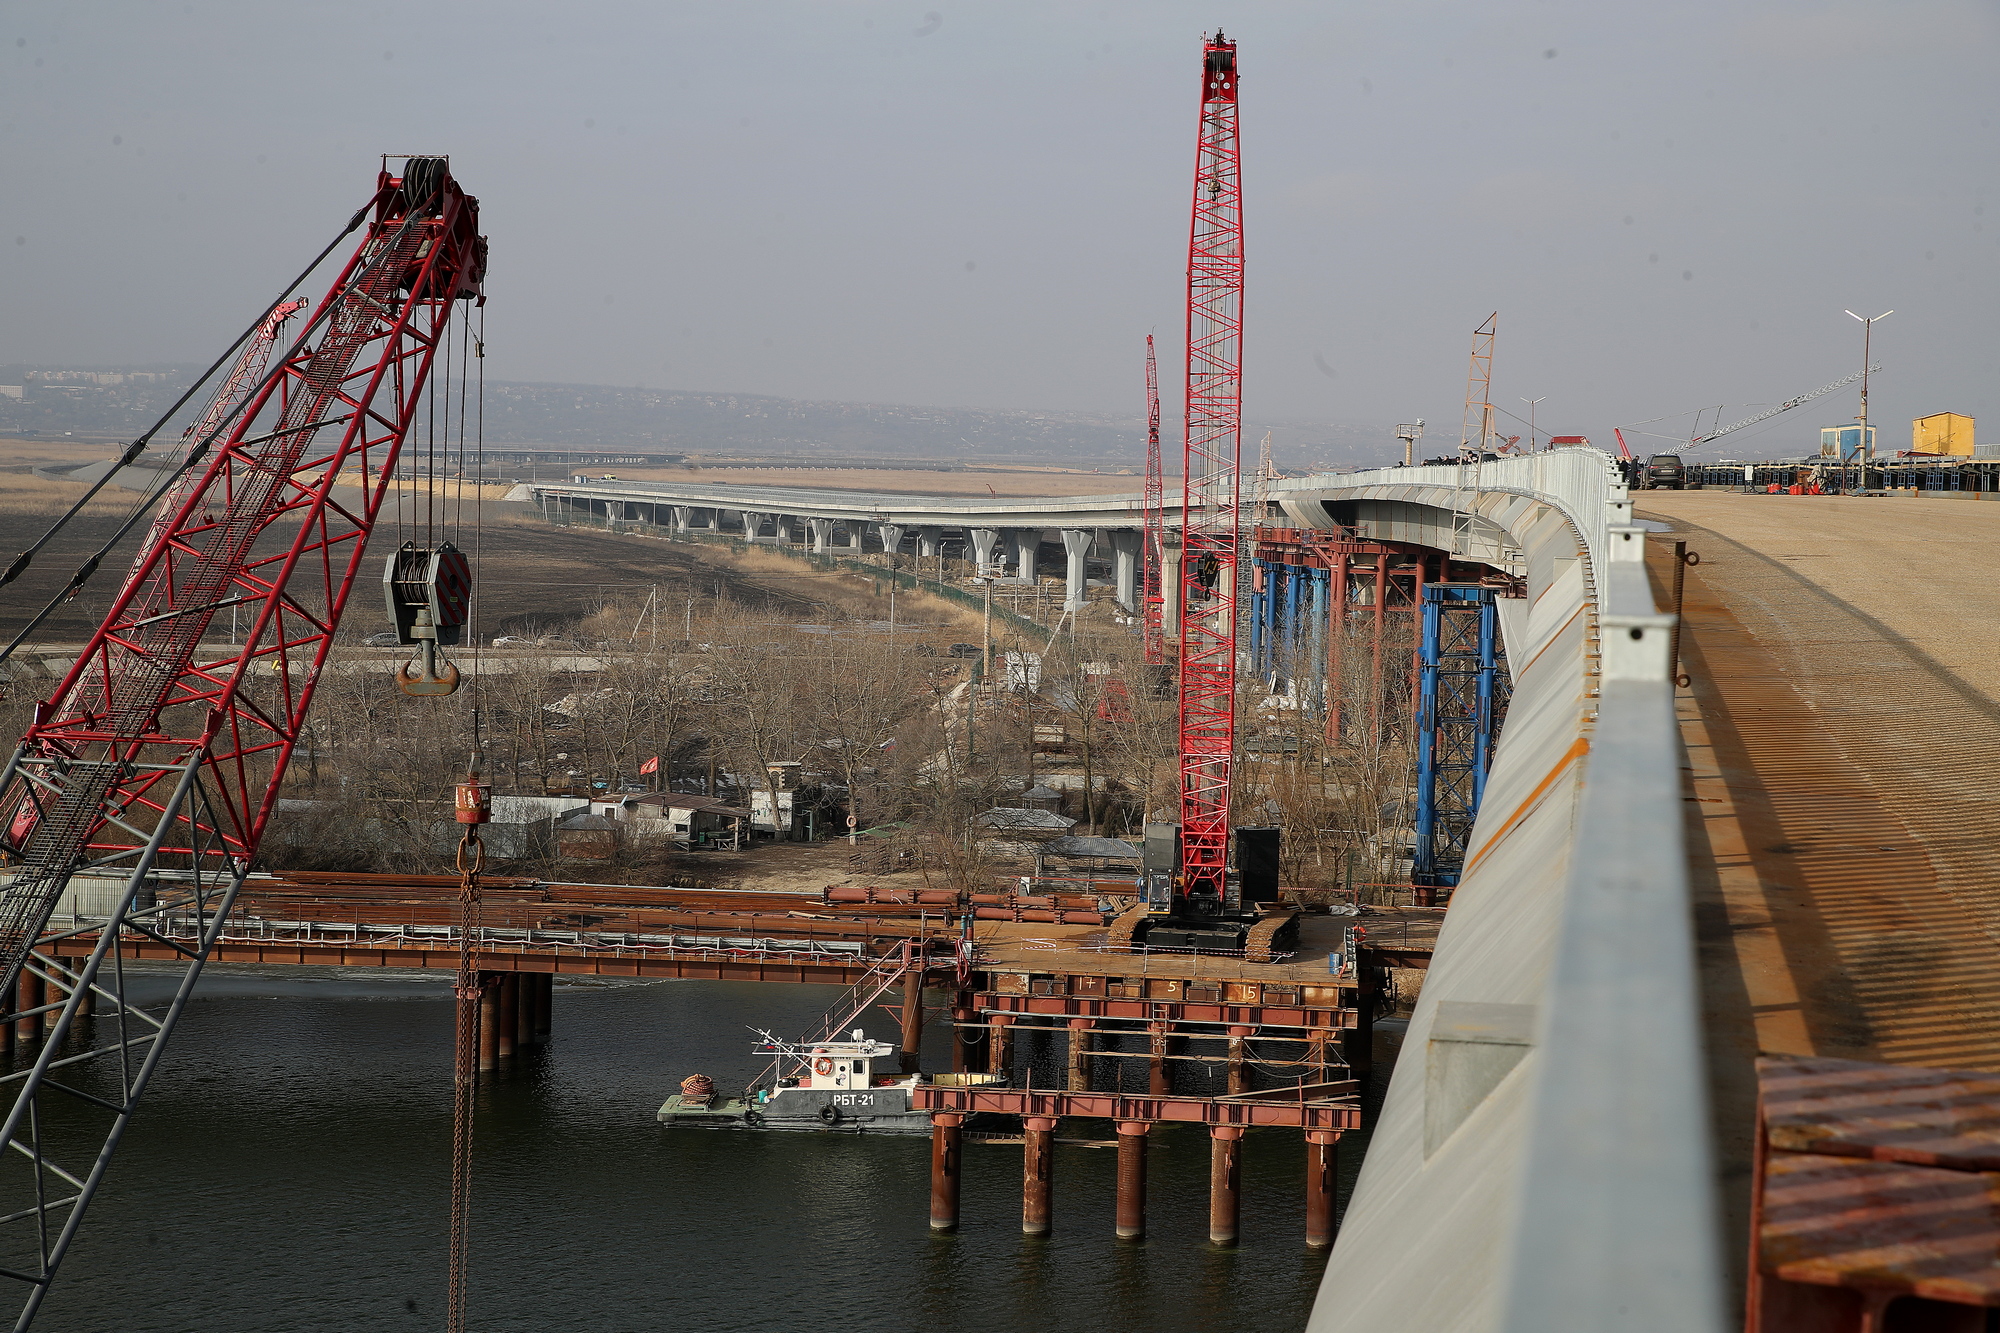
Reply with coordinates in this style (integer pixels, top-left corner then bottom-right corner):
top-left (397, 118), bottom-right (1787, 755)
top-left (1310, 479), bottom-right (1723, 1331)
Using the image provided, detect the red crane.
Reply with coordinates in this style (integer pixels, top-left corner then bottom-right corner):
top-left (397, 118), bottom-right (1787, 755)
top-left (1175, 30), bottom-right (1245, 911)
top-left (0, 156), bottom-right (485, 1324)
top-left (1141, 334), bottom-right (1166, 667)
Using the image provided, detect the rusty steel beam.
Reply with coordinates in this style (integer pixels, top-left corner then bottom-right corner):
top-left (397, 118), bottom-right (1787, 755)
top-left (975, 991), bottom-right (1357, 1029)
top-left (912, 1084), bottom-right (1361, 1131)
top-left (44, 936), bottom-right (879, 986)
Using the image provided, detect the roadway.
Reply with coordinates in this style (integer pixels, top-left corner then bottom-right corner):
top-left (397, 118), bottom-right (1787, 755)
top-left (1643, 489), bottom-right (2000, 1074)
top-left (1640, 489), bottom-right (2000, 1288)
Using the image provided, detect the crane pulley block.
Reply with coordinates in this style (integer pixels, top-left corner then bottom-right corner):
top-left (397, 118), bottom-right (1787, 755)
top-left (383, 541), bottom-right (471, 646)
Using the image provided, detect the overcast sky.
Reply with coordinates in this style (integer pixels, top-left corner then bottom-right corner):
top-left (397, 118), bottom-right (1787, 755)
top-left (3, 1), bottom-right (1995, 461)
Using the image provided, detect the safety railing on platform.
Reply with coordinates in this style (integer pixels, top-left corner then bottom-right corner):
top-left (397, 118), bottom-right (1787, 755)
top-left (68, 913), bottom-right (894, 969)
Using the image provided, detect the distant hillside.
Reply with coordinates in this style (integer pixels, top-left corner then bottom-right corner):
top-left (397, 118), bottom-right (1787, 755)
top-left (0, 365), bottom-right (1402, 469)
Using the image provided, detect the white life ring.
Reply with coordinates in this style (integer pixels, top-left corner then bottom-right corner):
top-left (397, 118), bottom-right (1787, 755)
top-left (813, 1056), bottom-right (835, 1077)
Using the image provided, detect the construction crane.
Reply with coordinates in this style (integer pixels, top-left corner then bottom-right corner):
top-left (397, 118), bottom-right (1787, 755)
top-left (1635, 365), bottom-right (1880, 456)
top-left (1169, 27), bottom-right (1246, 930)
top-left (1118, 32), bottom-right (1288, 960)
top-left (1457, 314), bottom-right (1497, 460)
top-left (1141, 335), bottom-right (1167, 667)
top-left (0, 156), bottom-right (485, 1327)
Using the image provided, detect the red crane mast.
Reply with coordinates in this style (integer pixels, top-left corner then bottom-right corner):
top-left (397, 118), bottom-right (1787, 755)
top-left (0, 157), bottom-right (485, 1323)
top-left (1176, 31), bottom-right (1245, 906)
top-left (1141, 335), bottom-right (1166, 666)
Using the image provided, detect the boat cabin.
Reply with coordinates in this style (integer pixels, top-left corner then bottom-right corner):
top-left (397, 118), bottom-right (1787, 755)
top-left (802, 1030), bottom-right (898, 1090)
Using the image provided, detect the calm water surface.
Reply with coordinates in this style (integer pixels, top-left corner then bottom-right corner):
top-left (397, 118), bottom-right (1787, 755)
top-left (28, 969), bottom-right (1397, 1333)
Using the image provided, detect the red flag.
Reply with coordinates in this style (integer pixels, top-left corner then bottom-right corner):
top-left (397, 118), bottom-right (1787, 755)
top-left (639, 756), bottom-right (660, 775)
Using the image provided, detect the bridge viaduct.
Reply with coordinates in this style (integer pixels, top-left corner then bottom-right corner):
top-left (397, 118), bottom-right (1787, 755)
top-left (526, 457), bottom-right (2000, 1329)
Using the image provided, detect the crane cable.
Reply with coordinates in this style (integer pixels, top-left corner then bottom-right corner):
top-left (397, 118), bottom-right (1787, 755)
top-left (0, 186), bottom-right (441, 671)
top-left (0, 190), bottom-right (387, 596)
top-left (446, 784), bottom-right (483, 1333)
top-left (445, 302), bottom-right (487, 1333)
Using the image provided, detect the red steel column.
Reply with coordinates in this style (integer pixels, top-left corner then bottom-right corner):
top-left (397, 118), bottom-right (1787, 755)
top-left (952, 993), bottom-right (981, 1072)
top-left (1067, 1019), bottom-right (1092, 1091)
top-left (930, 1112), bottom-right (964, 1231)
top-left (1326, 552), bottom-right (1349, 746)
top-left (477, 976), bottom-right (499, 1074)
top-left (497, 973), bottom-right (518, 1059)
top-left (1022, 1116), bottom-right (1057, 1236)
top-left (1306, 1130), bottom-right (1340, 1249)
top-left (1226, 1025), bottom-right (1254, 1095)
top-left (988, 1014), bottom-right (1014, 1082)
top-left (1115, 1120), bottom-right (1150, 1240)
top-left (1148, 1022), bottom-right (1169, 1096)
top-left (1209, 1126), bottom-right (1244, 1245)
top-left (15, 970), bottom-right (42, 1044)
top-left (900, 973), bottom-right (924, 1075)
top-left (520, 964), bottom-right (536, 1048)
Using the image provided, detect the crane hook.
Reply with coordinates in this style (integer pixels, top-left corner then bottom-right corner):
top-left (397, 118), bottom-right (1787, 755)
top-left (395, 609), bottom-right (461, 697)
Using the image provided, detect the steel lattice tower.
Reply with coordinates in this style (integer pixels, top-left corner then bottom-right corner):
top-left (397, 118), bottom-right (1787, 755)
top-left (1142, 335), bottom-right (1166, 667)
top-left (1176, 31), bottom-right (1244, 903)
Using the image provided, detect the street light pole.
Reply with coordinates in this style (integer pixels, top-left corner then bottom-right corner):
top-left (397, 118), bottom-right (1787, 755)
top-left (1520, 397), bottom-right (1546, 452)
top-left (1845, 309), bottom-right (1893, 479)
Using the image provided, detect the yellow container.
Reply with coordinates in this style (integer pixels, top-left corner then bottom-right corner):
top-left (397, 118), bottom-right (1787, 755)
top-left (1914, 412), bottom-right (1975, 456)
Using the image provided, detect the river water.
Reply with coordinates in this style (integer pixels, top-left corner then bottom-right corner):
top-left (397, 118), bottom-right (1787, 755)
top-left (26, 969), bottom-right (1397, 1333)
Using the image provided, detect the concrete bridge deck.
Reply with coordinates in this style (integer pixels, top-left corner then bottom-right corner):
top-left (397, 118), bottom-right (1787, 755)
top-left (1643, 491), bottom-right (2000, 1075)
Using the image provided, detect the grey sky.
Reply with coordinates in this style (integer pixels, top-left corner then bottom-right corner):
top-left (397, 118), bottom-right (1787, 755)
top-left (3, 1), bottom-right (1996, 460)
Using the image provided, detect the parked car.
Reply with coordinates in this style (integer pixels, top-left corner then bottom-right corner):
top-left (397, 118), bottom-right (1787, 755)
top-left (491, 635), bottom-right (535, 647)
top-left (1644, 454), bottom-right (1686, 490)
top-left (362, 631), bottom-right (402, 647)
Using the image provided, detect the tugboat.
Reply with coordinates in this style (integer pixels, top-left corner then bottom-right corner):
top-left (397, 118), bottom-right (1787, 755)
top-left (657, 1028), bottom-right (999, 1134)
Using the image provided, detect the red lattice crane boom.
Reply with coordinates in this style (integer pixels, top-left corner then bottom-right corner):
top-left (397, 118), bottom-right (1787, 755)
top-left (0, 156), bottom-right (485, 1325)
top-left (1141, 334), bottom-right (1166, 667)
top-left (1175, 31), bottom-right (1245, 908)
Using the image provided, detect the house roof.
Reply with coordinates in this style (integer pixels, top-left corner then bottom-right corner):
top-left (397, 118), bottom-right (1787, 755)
top-left (1043, 836), bottom-right (1141, 861)
top-left (556, 814), bottom-right (620, 831)
top-left (621, 794), bottom-right (750, 818)
top-left (975, 807), bottom-right (1076, 832)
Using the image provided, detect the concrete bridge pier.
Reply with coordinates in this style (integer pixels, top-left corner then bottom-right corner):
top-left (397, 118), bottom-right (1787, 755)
top-left (669, 506), bottom-right (692, 532)
top-left (916, 526), bottom-right (942, 559)
top-left (1161, 543), bottom-right (1183, 636)
top-left (772, 515), bottom-right (800, 544)
top-left (877, 523), bottom-right (906, 559)
top-left (1060, 529), bottom-right (1093, 610)
top-left (967, 527), bottom-right (1001, 576)
top-left (808, 518), bottom-right (836, 555)
top-left (1008, 529), bottom-right (1039, 583)
top-left (1110, 530), bottom-right (1141, 611)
